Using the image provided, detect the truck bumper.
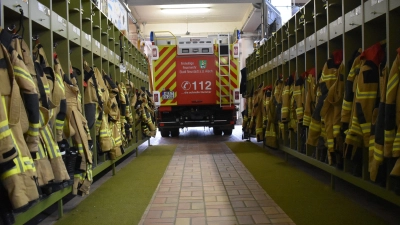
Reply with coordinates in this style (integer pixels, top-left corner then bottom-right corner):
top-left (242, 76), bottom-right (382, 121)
top-left (158, 120), bottom-right (234, 130)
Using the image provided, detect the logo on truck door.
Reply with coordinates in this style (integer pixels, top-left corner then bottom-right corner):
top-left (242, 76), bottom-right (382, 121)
top-left (199, 60), bottom-right (207, 69)
top-left (181, 81), bottom-right (191, 90)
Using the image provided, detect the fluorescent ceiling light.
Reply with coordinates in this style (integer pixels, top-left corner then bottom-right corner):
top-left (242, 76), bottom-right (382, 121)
top-left (161, 4), bottom-right (209, 9)
top-left (161, 7), bottom-right (211, 14)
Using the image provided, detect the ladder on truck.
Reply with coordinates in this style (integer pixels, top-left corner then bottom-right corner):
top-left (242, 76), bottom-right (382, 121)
top-left (217, 34), bottom-right (231, 107)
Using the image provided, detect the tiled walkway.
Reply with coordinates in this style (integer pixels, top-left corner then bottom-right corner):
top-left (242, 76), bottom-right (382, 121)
top-left (140, 139), bottom-right (294, 225)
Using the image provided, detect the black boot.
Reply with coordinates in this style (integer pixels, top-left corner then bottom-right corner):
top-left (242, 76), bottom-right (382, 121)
top-left (64, 147), bottom-right (78, 185)
top-left (319, 149), bottom-right (327, 163)
top-left (335, 151), bottom-right (343, 170)
top-left (374, 159), bottom-right (387, 187)
top-left (352, 147), bottom-right (363, 177)
top-left (0, 211), bottom-right (14, 225)
top-left (392, 176), bottom-right (400, 196)
top-left (0, 185), bottom-right (15, 225)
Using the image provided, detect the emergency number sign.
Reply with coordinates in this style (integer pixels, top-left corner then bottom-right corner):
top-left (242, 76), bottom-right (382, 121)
top-left (176, 55), bottom-right (216, 105)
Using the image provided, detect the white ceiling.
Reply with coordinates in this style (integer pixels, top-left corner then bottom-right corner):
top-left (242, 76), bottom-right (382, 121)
top-left (127, 0), bottom-right (309, 41)
top-left (127, 0), bottom-right (261, 6)
top-left (128, 0), bottom-right (309, 25)
top-left (130, 4), bottom-right (252, 24)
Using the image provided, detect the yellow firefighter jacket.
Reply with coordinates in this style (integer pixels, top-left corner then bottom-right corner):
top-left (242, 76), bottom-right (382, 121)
top-left (307, 52), bottom-right (343, 147)
top-left (293, 74), bottom-right (305, 124)
top-left (53, 55), bottom-right (67, 143)
top-left (64, 68), bottom-right (93, 196)
top-left (0, 29), bottom-right (39, 210)
top-left (369, 65), bottom-right (388, 181)
top-left (94, 68), bottom-right (113, 152)
top-left (384, 48), bottom-right (400, 177)
top-left (103, 74), bottom-right (123, 159)
top-left (253, 84), bottom-right (264, 142)
top-left (273, 77), bottom-right (285, 139)
top-left (303, 68), bottom-right (316, 127)
top-left (320, 62), bottom-right (345, 164)
top-left (345, 43), bottom-right (385, 159)
top-left (32, 43), bottom-right (70, 183)
top-left (264, 85), bottom-right (278, 149)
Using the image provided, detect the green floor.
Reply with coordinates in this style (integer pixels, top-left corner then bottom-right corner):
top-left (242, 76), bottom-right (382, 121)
top-left (226, 142), bottom-right (389, 225)
top-left (55, 145), bottom-right (176, 225)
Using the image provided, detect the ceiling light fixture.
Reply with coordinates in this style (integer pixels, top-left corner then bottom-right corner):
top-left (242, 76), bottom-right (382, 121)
top-left (161, 7), bottom-right (211, 14)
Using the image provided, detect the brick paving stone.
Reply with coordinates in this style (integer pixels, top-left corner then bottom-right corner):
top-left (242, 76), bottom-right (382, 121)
top-left (216, 195), bottom-right (230, 202)
top-left (205, 202), bottom-right (232, 209)
top-left (253, 194), bottom-right (271, 200)
top-left (175, 218), bottom-right (191, 225)
top-left (238, 189), bottom-right (251, 195)
top-left (220, 208), bottom-right (235, 216)
top-left (177, 209), bottom-right (204, 214)
top-left (161, 210), bottom-right (176, 218)
top-left (143, 218), bottom-right (175, 224)
top-left (156, 191), bottom-right (180, 196)
top-left (146, 210), bottom-right (162, 219)
top-left (234, 207), bottom-right (264, 212)
top-left (268, 214), bottom-right (290, 219)
top-left (253, 214), bottom-right (271, 224)
top-left (204, 196), bottom-right (217, 202)
top-left (181, 187), bottom-right (203, 191)
top-left (179, 196), bottom-right (203, 201)
top-left (191, 203), bottom-right (204, 210)
top-left (180, 191), bottom-right (191, 197)
top-left (258, 200), bottom-right (278, 207)
top-left (207, 221), bottom-right (238, 225)
top-left (149, 206), bottom-right (178, 211)
top-left (178, 203), bottom-right (191, 210)
top-left (262, 207), bottom-right (280, 215)
top-left (207, 216), bottom-right (237, 222)
top-left (231, 200), bottom-right (245, 208)
top-left (141, 138), bottom-right (293, 225)
top-left (225, 185), bottom-right (248, 190)
top-left (166, 197), bottom-right (179, 203)
top-left (213, 185), bottom-right (226, 190)
top-left (270, 218), bottom-right (294, 223)
top-left (176, 213), bottom-right (206, 218)
top-left (206, 209), bottom-right (220, 217)
top-left (203, 186), bottom-right (214, 191)
top-left (244, 200), bottom-right (259, 207)
top-left (229, 195), bottom-right (256, 201)
top-left (191, 191), bottom-right (203, 197)
top-left (153, 197), bottom-right (167, 204)
top-left (191, 217), bottom-right (207, 225)
top-left (158, 187), bottom-right (170, 192)
top-left (235, 210), bottom-right (266, 216)
top-left (237, 215), bottom-right (255, 224)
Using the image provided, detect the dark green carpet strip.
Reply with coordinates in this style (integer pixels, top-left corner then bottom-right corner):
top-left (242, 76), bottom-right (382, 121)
top-left (226, 142), bottom-right (388, 225)
top-left (56, 145), bottom-right (176, 225)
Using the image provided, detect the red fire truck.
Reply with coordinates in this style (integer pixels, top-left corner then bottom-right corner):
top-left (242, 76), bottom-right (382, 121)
top-left (151, 32), bottom-right (240, 137)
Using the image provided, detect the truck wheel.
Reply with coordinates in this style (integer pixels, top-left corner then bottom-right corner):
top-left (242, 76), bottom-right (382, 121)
top-left (213, 128), bottom-right (222, 135)
top-left (223, 129), bottom-right (232, 136)
top-left (171, 129), bottom-right (180, 137)
top-left (160, 130), bottom-right (170, 137)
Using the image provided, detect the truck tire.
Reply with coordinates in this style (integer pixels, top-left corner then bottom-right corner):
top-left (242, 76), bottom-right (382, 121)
top-left (213, 128), bottom-right (222, 135)
top-left (160, 130), bottom-right (170, 137)
top-left (223, 129), bottom-right (232, 136)
top-left (171, 129), bottom-right (180, 137)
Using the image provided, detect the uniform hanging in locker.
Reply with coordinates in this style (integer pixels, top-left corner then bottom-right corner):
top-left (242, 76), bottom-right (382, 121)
top-left (244, 0), bottom-right (400, 207)
top-left (0, 0), bottom-right (153, 224)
